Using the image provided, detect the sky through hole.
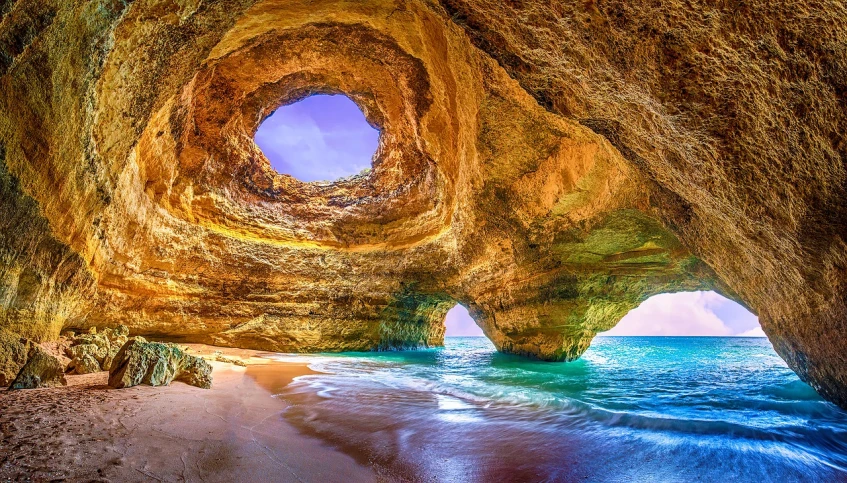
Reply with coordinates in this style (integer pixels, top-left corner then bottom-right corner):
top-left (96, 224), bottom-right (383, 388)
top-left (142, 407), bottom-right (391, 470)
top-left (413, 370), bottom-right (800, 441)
top-left (254, 94), bottom-right (379, 182)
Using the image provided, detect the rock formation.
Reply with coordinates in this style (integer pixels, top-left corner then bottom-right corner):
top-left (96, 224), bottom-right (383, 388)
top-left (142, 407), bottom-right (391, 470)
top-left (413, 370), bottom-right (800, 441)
top-left (0, 1), bottom-right (844, 406)
top-left (108, 338), bottom-right (213, 389)
top-left (66, 325), bottom-right (129, 374)
top-left (9, 346), bottom-right (67, 389)
top-left (0, 329), bottom-right (33, 386)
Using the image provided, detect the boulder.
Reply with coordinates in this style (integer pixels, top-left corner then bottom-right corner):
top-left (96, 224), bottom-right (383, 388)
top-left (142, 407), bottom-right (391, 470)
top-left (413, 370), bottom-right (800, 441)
top-left (101, 352), bottom-right (116, 372)
top-left (71, 333), bottom-right (111, 361)
top-left (101, 325), bottom-right (129, 370)
top-left (0, 329), bottom-right (34, 386)
top-left (108, 338), bottom-right (212, 389)
top-left (68, 353), bottom-right (101, 375)
top-left (38, 339), bottom-right (73, 372)
top-left (107, 325), bottom-right (130, 338)
top-left (179, 354), bottom-right (215, 388)
top-left (67, 342), bottom-right (107, 361)
top-left (9, 347), bottom-right (67, 389)
top-left (214, 352), bottom-right (247, 367)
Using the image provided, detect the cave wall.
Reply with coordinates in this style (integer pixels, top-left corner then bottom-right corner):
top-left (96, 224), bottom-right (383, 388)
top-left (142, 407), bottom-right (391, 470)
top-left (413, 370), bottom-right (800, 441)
top-left (0, 147), bottom-right (96, 341)
top-left (439, 0), bottom-right (847, 404)
top-left (0, 0), bottom-right (845, 406)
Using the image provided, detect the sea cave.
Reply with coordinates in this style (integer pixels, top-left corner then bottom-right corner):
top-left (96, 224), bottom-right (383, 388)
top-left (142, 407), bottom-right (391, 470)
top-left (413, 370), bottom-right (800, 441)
top-left (1, 0), bottom-right (846, 480)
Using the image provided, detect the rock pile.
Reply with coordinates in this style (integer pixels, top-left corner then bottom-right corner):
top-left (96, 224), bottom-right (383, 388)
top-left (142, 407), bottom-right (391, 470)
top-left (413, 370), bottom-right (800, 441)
top-left (2, 325), bottom-right (212, 390)
top-left (213, 351), bottom-right (247, 367)
top-left (65, 326), bottom-right (130, 375)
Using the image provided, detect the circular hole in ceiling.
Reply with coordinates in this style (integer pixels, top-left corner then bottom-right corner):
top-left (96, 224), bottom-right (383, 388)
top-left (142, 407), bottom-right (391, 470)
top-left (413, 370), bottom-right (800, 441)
top-left (254, 94), bottom-right (380, 183)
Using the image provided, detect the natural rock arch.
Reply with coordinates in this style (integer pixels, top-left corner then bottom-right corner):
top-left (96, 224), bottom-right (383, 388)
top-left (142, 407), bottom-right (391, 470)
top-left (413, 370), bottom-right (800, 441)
top-left (0, 0), bottom-right (844, 408)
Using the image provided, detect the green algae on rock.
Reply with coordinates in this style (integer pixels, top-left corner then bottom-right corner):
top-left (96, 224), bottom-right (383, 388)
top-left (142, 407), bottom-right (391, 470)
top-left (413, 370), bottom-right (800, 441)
top-left (108, 339), bottom-right (213, 389)
top-left (9, 347), bottom-right (67, 389)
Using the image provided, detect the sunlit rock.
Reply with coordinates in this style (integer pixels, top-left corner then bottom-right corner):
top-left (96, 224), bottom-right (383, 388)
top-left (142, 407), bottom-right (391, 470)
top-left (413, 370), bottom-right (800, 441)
top-left (64, 325), bottom-right (129, 373)
top-left (68, 353), bottom-right (101, 375)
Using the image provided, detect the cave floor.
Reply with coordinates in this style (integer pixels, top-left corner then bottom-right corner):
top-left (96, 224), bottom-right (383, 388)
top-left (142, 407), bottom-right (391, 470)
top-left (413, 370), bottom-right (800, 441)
top-left (0, 347), bottom-right (376, 482)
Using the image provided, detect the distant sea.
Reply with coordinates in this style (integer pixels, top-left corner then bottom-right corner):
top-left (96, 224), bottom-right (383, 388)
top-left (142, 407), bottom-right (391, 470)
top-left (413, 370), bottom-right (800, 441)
top-left (274, 337), bottom-right (847, 482)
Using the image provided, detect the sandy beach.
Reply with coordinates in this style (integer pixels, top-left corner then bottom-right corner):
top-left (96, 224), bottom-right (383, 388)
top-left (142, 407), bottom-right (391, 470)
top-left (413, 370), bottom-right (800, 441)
top-left (0, 345), bottom-right (377, 482)
top-left (5, 340), bottom-right (845, 482)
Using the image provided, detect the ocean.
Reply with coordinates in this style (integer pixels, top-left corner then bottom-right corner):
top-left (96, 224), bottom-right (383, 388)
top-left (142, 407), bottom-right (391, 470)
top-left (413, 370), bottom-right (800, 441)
top-left (273, 337), bottom-right (847, 482)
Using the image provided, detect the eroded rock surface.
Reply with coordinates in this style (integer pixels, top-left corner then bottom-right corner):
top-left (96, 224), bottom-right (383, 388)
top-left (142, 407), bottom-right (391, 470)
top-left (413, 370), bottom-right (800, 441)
top-left (0, 1), bottom-right (844, 406)
top-left (0, 329), bottom-right (33, 386)
top-left (9, 347), bottom-right (67, 389)
top-left (63, 325), bottom-right (129, 373)
top-left (108, 339), bottom-right (213, 389)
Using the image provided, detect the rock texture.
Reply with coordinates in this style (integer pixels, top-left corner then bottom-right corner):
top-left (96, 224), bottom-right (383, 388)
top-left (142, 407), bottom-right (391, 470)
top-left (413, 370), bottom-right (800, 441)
top-left (65, 325), bottom-right (129, 373)
top-left (9, 346), bottom-right (67, 389)
top-left (0, 329), bottom-right (33, 386)
top-left (0, 1), bottom-right (844, 405)
top-left (108, 338), bottom-right (213, 389)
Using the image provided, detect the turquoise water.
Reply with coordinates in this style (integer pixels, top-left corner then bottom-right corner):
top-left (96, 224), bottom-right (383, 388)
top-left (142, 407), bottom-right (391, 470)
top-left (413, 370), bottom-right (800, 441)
top-left (278, 337), bottom-right (847, 482)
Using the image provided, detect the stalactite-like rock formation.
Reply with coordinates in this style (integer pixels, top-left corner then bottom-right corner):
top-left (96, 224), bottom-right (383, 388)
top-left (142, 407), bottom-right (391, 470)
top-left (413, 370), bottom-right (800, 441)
top-left (0, 0), bottom-right (844, 406)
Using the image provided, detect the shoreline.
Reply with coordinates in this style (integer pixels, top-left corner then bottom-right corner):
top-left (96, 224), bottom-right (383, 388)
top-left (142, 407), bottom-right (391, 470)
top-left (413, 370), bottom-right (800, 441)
top-left (270, 337), bottom-right (847, 482)
top-left (0, 344), bottom-right (377, 482)
top-left (4, 339), bottom-right (843, 482)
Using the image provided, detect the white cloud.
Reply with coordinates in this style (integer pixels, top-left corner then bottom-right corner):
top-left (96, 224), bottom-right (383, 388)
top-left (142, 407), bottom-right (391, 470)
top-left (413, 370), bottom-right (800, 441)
top-left (599, 291), bottom-right (762, 337)
top-left (737, 326), bottom-right (767, 337)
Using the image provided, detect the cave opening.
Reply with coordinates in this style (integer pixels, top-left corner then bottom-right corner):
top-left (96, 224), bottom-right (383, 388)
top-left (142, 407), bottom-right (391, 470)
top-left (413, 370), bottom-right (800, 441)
top-left (254, 94), bottom-right (380, 183)
top-left (444, 304), bottom-right (485, 337)
top-left (597, 291), bottom-right (763, 337)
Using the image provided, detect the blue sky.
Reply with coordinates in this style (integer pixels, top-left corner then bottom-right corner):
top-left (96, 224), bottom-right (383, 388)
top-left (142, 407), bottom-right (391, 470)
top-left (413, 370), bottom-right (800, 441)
top-left (444, 292), bottom-right (763, 337)
top-left (254, 94), bottom-right (379, 182)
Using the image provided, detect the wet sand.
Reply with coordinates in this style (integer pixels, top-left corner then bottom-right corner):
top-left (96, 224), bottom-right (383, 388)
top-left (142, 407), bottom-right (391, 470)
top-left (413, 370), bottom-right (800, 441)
top-left (0, 345), bottom-right (377, 482)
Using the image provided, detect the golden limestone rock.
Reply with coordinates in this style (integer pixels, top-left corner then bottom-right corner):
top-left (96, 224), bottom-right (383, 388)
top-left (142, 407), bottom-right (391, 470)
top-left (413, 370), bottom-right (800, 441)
top-left (0, 1), bottom-right (844, 406)
top-left (9, 346), bottom-right (67, 390)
